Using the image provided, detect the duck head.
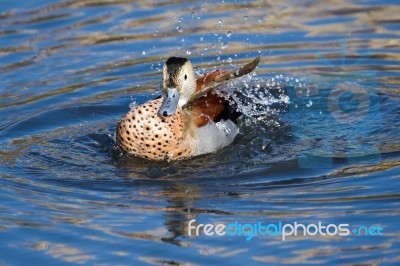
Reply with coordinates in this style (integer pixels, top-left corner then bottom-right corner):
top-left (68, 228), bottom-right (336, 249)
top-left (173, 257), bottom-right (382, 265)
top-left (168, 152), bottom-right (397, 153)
top-left (158, 57), bottom-right (196, 118)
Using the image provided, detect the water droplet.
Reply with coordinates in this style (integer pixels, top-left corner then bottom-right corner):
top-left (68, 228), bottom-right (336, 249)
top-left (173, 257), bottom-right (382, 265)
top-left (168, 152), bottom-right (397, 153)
top-left (129, 101), bottom-right (138, 110)
top-left (142, 51), bottom-right (146, 55)
top-left (221, 42), bottom-right (227, 49)
top-left (176, 26), bottom-right (183, 33)
top-left (186, 50), bottom-right (191, 55)
top-left (216, 121), bottom-right (231, 135)
top-left (226, 31), bottom-right (232, 37)
top-left (244, 16), bottom-right (248, 20)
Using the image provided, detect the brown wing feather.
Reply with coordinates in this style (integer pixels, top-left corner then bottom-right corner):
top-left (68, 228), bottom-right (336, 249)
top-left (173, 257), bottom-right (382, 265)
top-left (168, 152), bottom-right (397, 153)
top-left (188, 70), bottom-right (228, 127)
top-left (185, 56), bottom-right (260, 106)
top-left (189, 56), bottom-right (261, 127)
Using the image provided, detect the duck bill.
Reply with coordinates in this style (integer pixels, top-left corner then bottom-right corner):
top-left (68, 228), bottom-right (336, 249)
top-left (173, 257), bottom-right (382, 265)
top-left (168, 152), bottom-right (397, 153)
top-left (158, 88), bottom-right (179, 118)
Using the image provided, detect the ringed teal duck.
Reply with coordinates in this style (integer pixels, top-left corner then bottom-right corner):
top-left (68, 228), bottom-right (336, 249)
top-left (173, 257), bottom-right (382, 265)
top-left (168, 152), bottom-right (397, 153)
top-left (116, 56), bottom-right (260, 160)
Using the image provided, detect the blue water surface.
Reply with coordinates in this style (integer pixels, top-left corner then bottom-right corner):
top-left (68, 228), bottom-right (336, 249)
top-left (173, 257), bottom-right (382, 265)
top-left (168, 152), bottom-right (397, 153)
top-left (0, 0), bottom-right (399, 265)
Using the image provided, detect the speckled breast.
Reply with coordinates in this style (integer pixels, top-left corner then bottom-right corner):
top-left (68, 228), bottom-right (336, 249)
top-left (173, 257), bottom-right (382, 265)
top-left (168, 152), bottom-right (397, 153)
top-left (116, 98), bottom-right (193, 160)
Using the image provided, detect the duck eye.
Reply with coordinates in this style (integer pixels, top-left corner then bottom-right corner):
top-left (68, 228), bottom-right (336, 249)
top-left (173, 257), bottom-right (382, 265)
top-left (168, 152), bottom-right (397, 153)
top-left (184, 74), bottom-right (187, 81)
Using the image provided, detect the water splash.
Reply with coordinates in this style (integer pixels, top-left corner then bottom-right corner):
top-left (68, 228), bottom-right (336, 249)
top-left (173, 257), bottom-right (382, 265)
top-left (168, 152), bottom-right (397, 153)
top-left (213, 72), bottom-right (310, 127)
top-left (216, 121), bottom-right (231, 135)
top-left (129, 99), bottom-right (138, 111)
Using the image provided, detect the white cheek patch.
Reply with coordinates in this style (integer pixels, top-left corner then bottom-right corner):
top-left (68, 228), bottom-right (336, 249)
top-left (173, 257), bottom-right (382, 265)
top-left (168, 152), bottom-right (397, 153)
top-left (179, 98), bottom-right (187, 106)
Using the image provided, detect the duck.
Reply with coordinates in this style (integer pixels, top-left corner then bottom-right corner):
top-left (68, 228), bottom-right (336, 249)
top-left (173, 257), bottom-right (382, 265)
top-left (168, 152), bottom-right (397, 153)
top-left (116, 56), bottom-right (260, 161)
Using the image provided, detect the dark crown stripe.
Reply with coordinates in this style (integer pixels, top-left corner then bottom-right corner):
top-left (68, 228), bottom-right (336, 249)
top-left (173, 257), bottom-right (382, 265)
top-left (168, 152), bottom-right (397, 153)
top-left (166, 57), bottom-right (188, 66)
top-left (165, 57), bottom-right (188, 86)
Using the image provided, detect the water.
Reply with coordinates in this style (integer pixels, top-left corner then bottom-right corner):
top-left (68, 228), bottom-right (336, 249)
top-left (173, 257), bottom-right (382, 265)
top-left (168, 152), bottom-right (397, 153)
top-left (1, 0), bottom-right (399, 264)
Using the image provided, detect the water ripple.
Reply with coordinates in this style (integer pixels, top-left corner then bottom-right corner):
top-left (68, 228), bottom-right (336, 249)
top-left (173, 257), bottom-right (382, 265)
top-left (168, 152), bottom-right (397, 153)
top-left (0, 0), bottom-right (399, 265)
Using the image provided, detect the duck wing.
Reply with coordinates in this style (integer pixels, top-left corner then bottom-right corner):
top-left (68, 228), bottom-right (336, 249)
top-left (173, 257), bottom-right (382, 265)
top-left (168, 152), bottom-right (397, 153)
top-left (184, 56), bottom-right (260, 107)
top-left (186, 56), bottom-right (260, 127)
